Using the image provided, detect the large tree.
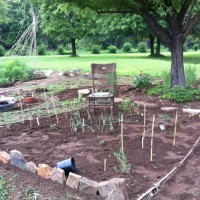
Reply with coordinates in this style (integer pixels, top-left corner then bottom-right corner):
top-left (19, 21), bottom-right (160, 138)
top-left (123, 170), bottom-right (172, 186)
top-left (55, 0), bottom-right (200, 87)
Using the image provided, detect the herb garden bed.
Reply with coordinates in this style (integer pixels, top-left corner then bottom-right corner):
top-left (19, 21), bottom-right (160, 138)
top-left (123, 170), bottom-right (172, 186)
top-left (0, 75), bottom-right (200, 200)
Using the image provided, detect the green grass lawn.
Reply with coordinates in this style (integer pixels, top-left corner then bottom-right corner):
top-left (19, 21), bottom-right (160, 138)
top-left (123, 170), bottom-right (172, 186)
top-left (1, 52), bottom-right (200, 77)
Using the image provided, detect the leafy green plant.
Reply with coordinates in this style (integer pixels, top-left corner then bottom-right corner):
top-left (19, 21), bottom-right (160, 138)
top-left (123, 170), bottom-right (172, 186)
top-left (49, 124), bottom-right (59, 131)
top-left (57, 45), bottom-right (65, 55)
top-left (0, 60), bottom-right (35, 84)
top-left (119, 98), bottom-right (138, 115)
top-left (0, 175), bottom-right (8, 200)
top-left (185, 66), bottom-right (197, 87)
top-left (159, 114), bottom-right (171, 122)
top-left (107, 45), bottom-right (117, 53)
top-left (138, 42), bottom-right (147, 53)
top-left (169, 86), bottom-right (195, 103)
top-left (91, 45), bottom-right (101, 54)
top-left (38, 44), bottom-right (48, 55)
top-left (122, 42), bottom-right (132, 53)
top-left (193, 44), bottom-right (199, 51)
top-left (132, 72), bottom-right (152, 89)
top-left (0, 45), bottom-right (5, 56)
top-left (114, 148), bottom-right (131, 174)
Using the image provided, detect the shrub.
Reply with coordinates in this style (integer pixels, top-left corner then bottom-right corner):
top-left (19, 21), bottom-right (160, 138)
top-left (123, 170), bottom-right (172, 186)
top-left (91, 45), bottom-right (101, 54)
top-left (185, 66), bottom-right (197, 87)
top-left (0, 45), bottom-right (6, 56)
top-left (0, 60), bottom-right (35, 84)
top-left (193, 44), bottom-right (199, 51)
top-left (57, 45), bottom-right (65, 55)
top-left (38, 44), bottom-right (48, 55)
top-left (107, 45), bottom-right (117, 53)
top-left (138, 43), bottom-right (147, 53)
top-left (169, 85), bottom-right (195, 103)
top-left (122, 42), bottom-right (132, 53)
top-left (132, 72), bottom-right (152, 89)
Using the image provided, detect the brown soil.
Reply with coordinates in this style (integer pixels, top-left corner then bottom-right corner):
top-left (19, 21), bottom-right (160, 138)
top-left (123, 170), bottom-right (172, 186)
top-left (0, 73), bottom-right (200, 200)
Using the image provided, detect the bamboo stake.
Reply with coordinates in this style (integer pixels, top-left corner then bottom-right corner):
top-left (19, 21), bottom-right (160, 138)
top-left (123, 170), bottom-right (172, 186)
top-left (52, 95), bottom-right (59, 123)
top-left (173, 111), bottom-right (178, 146)
top-left (142, 104), bottom-right (146, 149)
top-left (121, 113), bottom-right (124, 150)
top-left (17, 89), bottom-right (25, 123)
top-left (104, 158), bottom-right (107, 172)
top-left (44, 88), bottom-right (50, 119)
top-left (36, 117), bottom-right (40, 126)
top-left (150, 115), bottom-right (155, 162)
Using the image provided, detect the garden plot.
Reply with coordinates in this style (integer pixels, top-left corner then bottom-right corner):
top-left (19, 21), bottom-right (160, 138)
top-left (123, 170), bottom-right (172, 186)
top-left (0, 83), bottom-right (199, 200)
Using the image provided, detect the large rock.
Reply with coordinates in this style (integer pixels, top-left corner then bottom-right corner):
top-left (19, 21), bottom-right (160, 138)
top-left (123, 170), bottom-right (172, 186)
top-left (98, 178), bottom-right (129, 200)
top-left (0, 151), bottom-right (10, 164)
top-left (182, 108), bottom-right (200, 116)
top-left (37, 164), bottom-right (53, 179)
top-left (26, 161), bottom-right (38, 174)
top-left (79, 177), bottom-right (98, 195)
top-left (10, 150), bottom-right (26, 171)
top-left (106, 188), bottom-right (126, 200)
top-left (51, 167), bottom-right (66, 185)
top-left (66, 172), bottom-right (82, 189)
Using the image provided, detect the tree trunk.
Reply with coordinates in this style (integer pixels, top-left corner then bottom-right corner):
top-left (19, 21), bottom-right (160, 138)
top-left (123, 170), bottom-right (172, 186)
top-left (149, 35), bottom-right (154, 56)
top-left (156, 37), bottom-right (160, 55)
top-left (170, 38), bottom-right (186, 88)
top-left (71, 38), bottom-right (76, 56)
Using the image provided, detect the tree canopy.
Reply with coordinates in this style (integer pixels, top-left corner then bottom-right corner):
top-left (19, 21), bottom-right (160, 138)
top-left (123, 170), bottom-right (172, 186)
top-left (56, 0), bottom-right (200, 87)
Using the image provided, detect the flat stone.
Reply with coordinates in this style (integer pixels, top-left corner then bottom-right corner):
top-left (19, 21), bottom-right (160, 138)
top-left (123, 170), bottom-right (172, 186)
top-left (79, 177), bottom-right (98, 195)
top-left (161, 107), bottom-right (179, 112)
top-left (182, 109), bottom-right (200, 116)
top-left (133, 101), bottom-right (159, 109)
top-left (114, 98), bottom-right (123, 103)
top-left (51, 167), bottom-right (66, 185)
top-left (37, 164), bottom-right (53, 179)
top-left (98, 178), bottom-right (129, 199)
top-left (66, 172), bottom-right (82, 189)
top-left (106, 188), bottom-right (126, 200)
top-left (26, 161), bottom-right (37, 174)
top-left (78, 89), bottom-right (90, 95)
top-left (10, 150), bottom-right (26, 171)
top-left (0, 151), bottom-right (10, 164)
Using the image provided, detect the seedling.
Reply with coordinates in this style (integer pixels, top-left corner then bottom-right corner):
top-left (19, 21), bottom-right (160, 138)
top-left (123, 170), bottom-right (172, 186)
top-left (49, 124), bottom-right (58, 131)
top-left (114, 148), bottom-right (131, 174)
top-left (159, 114), bottom-right (171, 123)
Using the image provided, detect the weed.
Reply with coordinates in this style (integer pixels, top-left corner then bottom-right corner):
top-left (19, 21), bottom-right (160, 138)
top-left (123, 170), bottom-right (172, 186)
top-left (114, 148), bottom-right (131, 174)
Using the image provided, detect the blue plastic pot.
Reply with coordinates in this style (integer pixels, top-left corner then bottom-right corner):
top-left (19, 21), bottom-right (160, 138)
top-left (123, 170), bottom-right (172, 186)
top-left (56, 157), bottom-right (76, 175)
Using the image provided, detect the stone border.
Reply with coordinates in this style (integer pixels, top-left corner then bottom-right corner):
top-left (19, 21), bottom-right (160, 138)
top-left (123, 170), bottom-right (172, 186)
top-left (0, 150), bottom-right (129, 200)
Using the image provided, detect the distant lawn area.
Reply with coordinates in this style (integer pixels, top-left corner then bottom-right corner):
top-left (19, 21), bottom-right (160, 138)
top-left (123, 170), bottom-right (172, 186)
top-left (1, 52), bottom-right (200, 77)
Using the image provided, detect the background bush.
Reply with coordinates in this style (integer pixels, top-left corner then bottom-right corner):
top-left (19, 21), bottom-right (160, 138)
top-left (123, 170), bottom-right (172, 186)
top-left (137, 43), bottom-right (147, 53)
top-left (0, 45), bottom-right (6, 56)
top-left (38, 44), bottom-right (48, 55)
top-left (107, 45), bottom-right (117, 53)
top-left (122, 42), bottom-right (132, 53)
top-left (193, 44), bottom-right (199, 51)
top-left (91, 45), bottom-right (101, 54)
top-left (57, 45), bottom-right (65, 55)
top-left (0, 60), bottom-right (35, 85)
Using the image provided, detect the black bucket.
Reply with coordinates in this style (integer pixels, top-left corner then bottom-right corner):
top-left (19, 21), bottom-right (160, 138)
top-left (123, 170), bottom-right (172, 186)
top-left (56, 157), bottom-right (77, 175)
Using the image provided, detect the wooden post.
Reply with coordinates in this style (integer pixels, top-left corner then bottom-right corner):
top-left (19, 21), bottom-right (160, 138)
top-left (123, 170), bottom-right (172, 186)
top-left (150, 115), bottom-right (155, 162)
top-left (142, 104), bottom-right (146, 149)
top-left (173, 111), bottom-right (178, 146)
top-left (17, 89), bottom-right (25, 123)
top-left (121, 113), bottom-right (124, 150)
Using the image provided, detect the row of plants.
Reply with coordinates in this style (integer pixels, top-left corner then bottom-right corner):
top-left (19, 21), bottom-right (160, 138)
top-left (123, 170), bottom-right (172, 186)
top-left (132, 66), bottom-right (199, 103)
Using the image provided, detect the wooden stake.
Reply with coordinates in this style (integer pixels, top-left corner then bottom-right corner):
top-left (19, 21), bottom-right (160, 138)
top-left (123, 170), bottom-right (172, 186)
top-left (104, 158), bottom-right (107, 172)
top-left (44, 88), bottom-right (50, 119)
top-left (26, 104), bottom-right (32, 128)
top-left (150, 115), bottom-right (155, 162)
top-left (121, 113), bottom-right (124, 150)
top-left (173, 111), bottom-right (178, 146)
top-left (36, 117), bottom-right (40, 126)
top-left (17, 89), bottom-right (25, 123)
top-left (142, 104), bottom-right (146, 149)
top-left (52, 95), bottom-right (59, 123)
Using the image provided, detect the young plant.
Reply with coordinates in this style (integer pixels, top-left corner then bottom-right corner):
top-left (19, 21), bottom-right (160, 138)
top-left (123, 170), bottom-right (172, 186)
top-left (49, 124), bottom-right (59, 131)
top-left (114, 148), bottom-right (131, 174)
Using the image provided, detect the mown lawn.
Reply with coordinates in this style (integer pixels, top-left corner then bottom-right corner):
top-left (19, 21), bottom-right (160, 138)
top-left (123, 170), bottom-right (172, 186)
top-left (1, 52), bottom-right (200, 77)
